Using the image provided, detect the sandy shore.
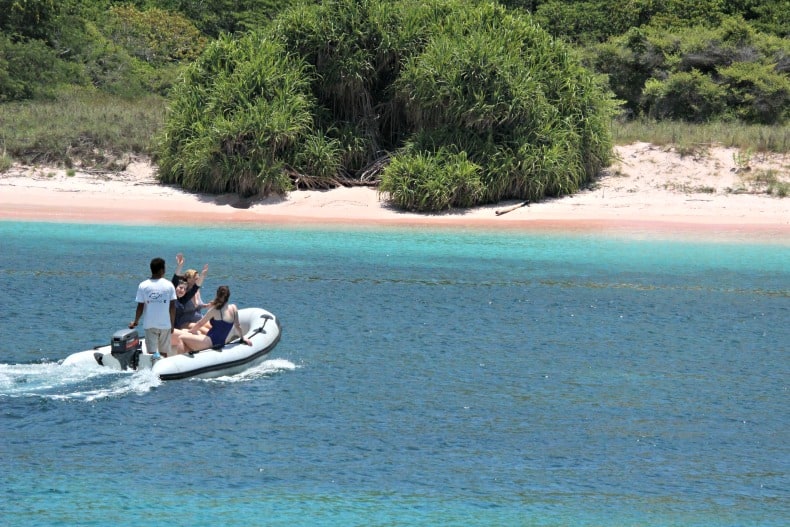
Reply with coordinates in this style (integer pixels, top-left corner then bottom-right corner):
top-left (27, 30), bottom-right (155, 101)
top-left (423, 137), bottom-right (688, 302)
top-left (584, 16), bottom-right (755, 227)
top-left (1, 142), bottom-right (788, 241)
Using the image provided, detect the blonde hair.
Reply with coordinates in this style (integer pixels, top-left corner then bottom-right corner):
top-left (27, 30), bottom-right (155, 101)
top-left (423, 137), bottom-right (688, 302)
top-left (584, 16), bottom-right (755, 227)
top-left (184, 269), bottom-right (199, 281)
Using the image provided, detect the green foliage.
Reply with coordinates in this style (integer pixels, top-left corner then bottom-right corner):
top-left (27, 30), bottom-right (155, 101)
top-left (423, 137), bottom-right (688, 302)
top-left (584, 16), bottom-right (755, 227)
top-left (648, 0), bottom-right (726, 29)
top-left (642, 70), bottom-right (725, 122)
top-left (379, 148), bottom-right (484, 211)
top-left (529, 0), bottom-right (788, 43)
top-left (0, 0), bottom-right (59, 41)
top-left (103, 5), bottom-right (207, 64)
top-left (718, 62), bottom-right (790, 124)
top-left (158, 0), bottom-right (615, 209)
top-left (0, 35), bottom-right (85, 100)
top-left (532, 0), bottom-right (727, 44)
top-left (148, 0), bottom-right (293, 37)
top-left (156, 33), bottom-right (315, 196)
top-left (390, 3), bottom-right (614, 206)
top-left (721, 0), bottom-right (789, 37)
top-left (0, 1), bottom-right (211, 101)
top-left (591, 17), bottom-right (790, 124)
top-left (75, 21), bottom-right (157, 98)
top-left (533, 1), bottom-right (637, 44)
top-left (294, 134), bottom-right (343, 180)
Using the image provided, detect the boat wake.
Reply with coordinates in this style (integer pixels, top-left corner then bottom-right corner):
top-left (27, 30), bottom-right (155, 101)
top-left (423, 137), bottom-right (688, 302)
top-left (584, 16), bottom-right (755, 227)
top-left (0, 358), bottom-right (296, 401)
top-left (200, 358), bottom-right (297, 383)
top-left (0, 360), bottom-right (158, 401)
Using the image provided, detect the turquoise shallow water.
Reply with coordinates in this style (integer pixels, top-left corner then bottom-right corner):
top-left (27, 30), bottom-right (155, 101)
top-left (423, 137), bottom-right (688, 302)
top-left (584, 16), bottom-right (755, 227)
top-left (0, 221), bottom-right (788, 526)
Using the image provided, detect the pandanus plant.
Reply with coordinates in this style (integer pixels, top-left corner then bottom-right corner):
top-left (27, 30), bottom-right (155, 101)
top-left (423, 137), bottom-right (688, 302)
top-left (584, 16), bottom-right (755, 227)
top-left (157, 0), bottom-right (615, 211)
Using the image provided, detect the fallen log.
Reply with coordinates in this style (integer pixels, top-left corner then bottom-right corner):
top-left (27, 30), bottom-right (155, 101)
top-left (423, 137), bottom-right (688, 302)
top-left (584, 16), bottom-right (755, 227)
top-left (495, 201), bottom-right (529, 216)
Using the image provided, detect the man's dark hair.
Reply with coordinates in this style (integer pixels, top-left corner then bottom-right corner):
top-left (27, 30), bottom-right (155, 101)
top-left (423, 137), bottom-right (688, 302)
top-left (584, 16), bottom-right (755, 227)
top-left (150, 257), bottom-right (166, 275)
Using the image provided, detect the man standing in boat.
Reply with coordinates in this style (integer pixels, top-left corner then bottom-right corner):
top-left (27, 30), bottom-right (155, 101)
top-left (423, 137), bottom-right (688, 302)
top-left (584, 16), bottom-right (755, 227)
top-left (130, 257), bottom-right (177, 358)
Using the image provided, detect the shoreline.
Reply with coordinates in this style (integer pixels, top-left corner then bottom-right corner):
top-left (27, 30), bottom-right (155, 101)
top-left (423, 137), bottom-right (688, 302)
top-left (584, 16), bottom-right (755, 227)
top-left (1, 142), bottom-right (788, 242)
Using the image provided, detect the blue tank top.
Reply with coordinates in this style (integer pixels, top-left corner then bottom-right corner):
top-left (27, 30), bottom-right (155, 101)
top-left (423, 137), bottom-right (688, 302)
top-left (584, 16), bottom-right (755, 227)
top-left (206, 309), bottom-right (235, 348)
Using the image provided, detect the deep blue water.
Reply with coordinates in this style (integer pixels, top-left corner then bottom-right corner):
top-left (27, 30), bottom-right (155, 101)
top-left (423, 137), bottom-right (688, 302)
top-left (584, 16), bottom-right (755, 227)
top-left (0, 221), bottom-right (787, 527)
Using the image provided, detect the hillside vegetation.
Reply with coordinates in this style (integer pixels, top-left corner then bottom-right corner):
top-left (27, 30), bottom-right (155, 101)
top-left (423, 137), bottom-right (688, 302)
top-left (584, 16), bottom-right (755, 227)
top-left (1, 0), bottom-right (788, 210)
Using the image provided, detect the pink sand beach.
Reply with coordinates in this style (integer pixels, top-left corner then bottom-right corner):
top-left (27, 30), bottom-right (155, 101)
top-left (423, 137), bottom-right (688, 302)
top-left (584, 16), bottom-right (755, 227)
top-left (2, 143), bottom-right (788, 242)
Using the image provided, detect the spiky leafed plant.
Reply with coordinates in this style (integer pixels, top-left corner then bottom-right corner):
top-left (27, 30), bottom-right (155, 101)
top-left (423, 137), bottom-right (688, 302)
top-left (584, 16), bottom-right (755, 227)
top-left (385, 2), bottom-right (614, 209)
top-left (156, 32), bottom-right (317, 196)
top-left (157, 0), bottom-right (615, 210)
top-left (380, 147), bottom-right (484, 211)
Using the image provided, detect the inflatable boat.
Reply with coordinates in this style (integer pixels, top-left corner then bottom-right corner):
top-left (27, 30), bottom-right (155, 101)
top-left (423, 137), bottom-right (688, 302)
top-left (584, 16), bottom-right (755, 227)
top-left (62, 307), bottom-right (281, 380)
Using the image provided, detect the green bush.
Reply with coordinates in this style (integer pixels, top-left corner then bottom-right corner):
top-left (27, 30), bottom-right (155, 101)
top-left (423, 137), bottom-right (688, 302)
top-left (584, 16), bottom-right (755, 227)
top-left (293, 134), bottom-right (343, 181)
top-left (718, 61), bottom-right (790, 124)
top-left (75, 19), bottom-right (192, 98)
top-left (591, 17), bottom-right (790, 124)
top-left (380, 149), bottom-right (484, 211)
top-left (0, 35), bottom-right (84, 100)
top-left (533, 1), bottom-right (648, 44)
top-left (151, 0), bottom-right (292, 37)
top-left (744, 1), bottom-right (790, 37)
top-left (158, 0), bottom-right (615, 209)
top-left (533, 0), bottom-right (727, 44)
top-left (103, 5), bottom-right (207, 65)
top-left (642, 70), bottom-right (725, 122)
top-left (0, 0), bottom-right (59, 41)
top-left (389, 2), bottom-right (614, 205)
top-left (156, 32), bottom-right (315, 196)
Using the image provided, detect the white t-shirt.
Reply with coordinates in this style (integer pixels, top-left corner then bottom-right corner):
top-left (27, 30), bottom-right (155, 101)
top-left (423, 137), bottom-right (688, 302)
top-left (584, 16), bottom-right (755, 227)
top-left (135, 278), bottom-right (177, 329)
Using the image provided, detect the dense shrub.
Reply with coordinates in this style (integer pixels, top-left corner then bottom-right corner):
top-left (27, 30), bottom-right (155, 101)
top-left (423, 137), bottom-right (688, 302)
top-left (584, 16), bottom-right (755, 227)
top-left (0, 2), bottom-right (212, 101)
top-left (591, 17), bottom-right (790, 123)
top-left (525, 0), bottom-right (787, 42)
top-left (734, 0), bottom-right (789, 38)
top-left (148, 0), bottom-right (293, 37)
top-left (158, 0), bottom-right (615, 210)
top-left (718, 62), bottom-right (790, 124)
top-left (642, 71), bottom-right (725, 122)
top-left (380, 149), bottom-right (484, 211)
top-left (0, 35), bottom-right (84, 100)
top-left (75, 21), bottom-right (160, 98)
top-left (156, 33), bottom-right (316, 196)
top-left (103, 5), bottom-right (207, 65)
top-left (532, 1), bottom-right (650, 44)
top-left (0, 0), bottom-right (59, 41)
top-left (390, 6), bottom-right (614, 206)
top-left (532, 0), bottom-right (727, 44)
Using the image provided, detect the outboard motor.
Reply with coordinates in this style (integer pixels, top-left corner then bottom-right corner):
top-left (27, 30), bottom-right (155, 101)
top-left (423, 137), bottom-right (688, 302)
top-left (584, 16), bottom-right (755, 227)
top-left (109, 328), bottom-right (142, 370)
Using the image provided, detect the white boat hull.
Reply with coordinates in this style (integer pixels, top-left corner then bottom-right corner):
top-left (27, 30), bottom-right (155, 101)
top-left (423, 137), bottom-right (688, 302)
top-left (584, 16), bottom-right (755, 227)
top-left (62, 308), bottom-right (281, 380)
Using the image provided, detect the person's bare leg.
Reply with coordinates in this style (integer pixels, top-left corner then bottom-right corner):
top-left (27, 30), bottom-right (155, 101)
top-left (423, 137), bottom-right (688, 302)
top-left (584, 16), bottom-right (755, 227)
top-left (180, 333), bottom-right (211, 353)
top-left (172, 329), bottom-right (188, 355)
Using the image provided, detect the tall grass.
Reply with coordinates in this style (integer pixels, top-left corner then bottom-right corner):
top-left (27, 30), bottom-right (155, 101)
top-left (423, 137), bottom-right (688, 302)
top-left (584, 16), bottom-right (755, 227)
top-left (0, 88), bottom-right (166, 167)
top-left (613, 119), bottom-right (790, 154)
top-left (2, 89), bottom-right (788, 174)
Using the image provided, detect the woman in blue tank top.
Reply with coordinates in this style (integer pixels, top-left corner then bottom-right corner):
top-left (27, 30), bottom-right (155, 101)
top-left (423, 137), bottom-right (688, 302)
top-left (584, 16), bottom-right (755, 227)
top-left (178, 285), bottom-right (251, 354)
